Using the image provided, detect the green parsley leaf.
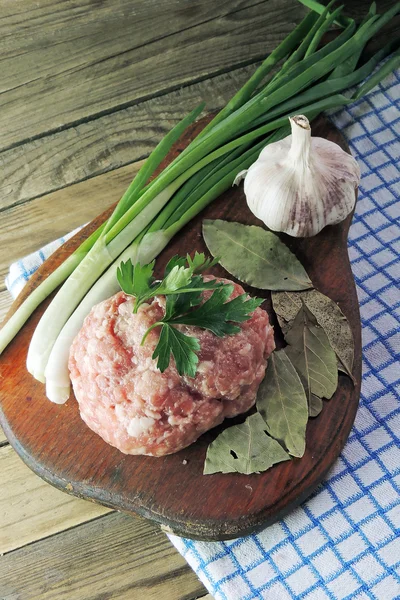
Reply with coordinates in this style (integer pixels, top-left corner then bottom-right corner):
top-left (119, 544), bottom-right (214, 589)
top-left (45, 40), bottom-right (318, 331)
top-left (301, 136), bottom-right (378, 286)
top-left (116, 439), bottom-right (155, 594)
top-left (219, 294), bottom-right (264, 323)
top-left (187, 252), bottom-right (219, 274)
top-left (157, 265), bottom-right (193, 295)
top-left (164, 255), bottom-right (187, 276)
top-left (118, 253), bottom-right (263, 376)
top-left (164, 275), bottom-right (223, 320)
top-left (152, 324), bottom-right (200, 377)
top-left (170, 287), bottom-right (263, 337)
top-left (117, 260), bottom-right (155, 305)
top-left (118, 253), bottom-right (221, 313)
top-left (164, 252), bottom-right (217, 279)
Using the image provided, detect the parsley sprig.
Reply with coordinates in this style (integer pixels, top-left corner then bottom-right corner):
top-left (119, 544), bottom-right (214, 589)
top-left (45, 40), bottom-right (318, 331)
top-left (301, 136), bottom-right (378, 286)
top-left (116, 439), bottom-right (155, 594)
top-left (117, 253), bottom-right (263, 377)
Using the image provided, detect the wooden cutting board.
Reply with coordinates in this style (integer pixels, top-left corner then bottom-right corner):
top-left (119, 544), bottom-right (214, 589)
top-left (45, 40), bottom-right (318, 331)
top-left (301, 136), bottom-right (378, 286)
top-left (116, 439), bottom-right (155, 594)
top-left (0, 115), bottom-right (361, 541)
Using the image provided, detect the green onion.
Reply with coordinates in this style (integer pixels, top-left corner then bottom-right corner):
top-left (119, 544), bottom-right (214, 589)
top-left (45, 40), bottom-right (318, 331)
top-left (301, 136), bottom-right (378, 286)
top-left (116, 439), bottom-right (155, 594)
top-left (297, 0), bottom-right (354, 28)
top-left (331, 2), bottom-right (378, 78)
top-left (103, 102), bottom-right (205, 234)
top-left (304, 5), bottom-right (346, 58)
top-left (0, 107), bottom-right (203, 356)
top-left (252, 41), bottom-right (399, 128)
top-left (198, 10), bottom-right (320, 138)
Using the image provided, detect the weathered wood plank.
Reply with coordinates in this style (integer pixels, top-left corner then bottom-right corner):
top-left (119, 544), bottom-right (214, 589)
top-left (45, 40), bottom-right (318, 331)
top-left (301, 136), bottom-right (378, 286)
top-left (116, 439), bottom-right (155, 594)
top-left (0, 288), bottom-right (11, 324)
top-left (0, 0), bottom-right (303, 151)
top-left (0, 444), bottom-right (112, 554)
top-left (0, 162), bottom-right (143, 286)
top-left (0, 0), bottom-right (250, 73)
top-left (0, 292), bottom-right (12, 443)
top-left (0, 510), bottom-right (206, 600)
top-left (0, 66), bottom-right (254, 211)
top-left (1, 6), bottom-right (398, 211)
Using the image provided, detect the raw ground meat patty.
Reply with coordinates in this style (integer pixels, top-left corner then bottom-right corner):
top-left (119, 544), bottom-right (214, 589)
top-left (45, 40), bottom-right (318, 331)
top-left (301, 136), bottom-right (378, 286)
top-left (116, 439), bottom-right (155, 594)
top-left (69, 277), bottom-right (275, 456)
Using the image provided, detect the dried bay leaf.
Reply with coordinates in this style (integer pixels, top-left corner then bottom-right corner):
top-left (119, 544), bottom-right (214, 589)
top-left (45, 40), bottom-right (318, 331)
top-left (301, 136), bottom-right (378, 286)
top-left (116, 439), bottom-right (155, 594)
top-left (285, 304), bottom-right (338, 400)
top-left (285, 354), bottom-right (324, 418)
top-left (272, 289), bottom-right (354, 378)
top-left (277, 342), bottom-right (324, 418)
top-left (203, 412), bottom-right (290, 475)
top-left (309, 394), bottom-right (323, 417)
top-left (202, 219), bottom-right (313, 291)
top-left (256, 350), bottom-right (308, 458)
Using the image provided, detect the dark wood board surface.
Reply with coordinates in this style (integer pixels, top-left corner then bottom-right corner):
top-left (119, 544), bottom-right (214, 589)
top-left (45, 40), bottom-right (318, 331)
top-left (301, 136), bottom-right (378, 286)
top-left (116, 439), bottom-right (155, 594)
top-left (0, 114), bottom-right (361, 541)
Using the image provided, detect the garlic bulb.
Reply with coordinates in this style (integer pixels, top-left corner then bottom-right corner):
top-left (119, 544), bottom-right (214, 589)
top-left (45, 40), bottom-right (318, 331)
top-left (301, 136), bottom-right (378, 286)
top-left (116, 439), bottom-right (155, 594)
top-left (235, 115), bottom-right (360, 237)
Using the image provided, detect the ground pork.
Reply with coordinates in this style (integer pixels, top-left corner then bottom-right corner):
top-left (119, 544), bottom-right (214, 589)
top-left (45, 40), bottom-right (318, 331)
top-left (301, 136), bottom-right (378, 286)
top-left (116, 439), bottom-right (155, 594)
top-left (68, 277), bottom-right (275, 456)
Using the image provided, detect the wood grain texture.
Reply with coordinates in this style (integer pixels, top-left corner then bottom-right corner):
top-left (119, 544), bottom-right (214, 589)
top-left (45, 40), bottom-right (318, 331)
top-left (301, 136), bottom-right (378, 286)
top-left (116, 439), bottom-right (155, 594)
top-left (0, 2), bottom-right (397, 209)
top-left (0, 511), bottom-right (206, 600)
top-left (0, 162), bottom-right (144, 287)
top-left (0, 0), bottom-right (303, 151)
top-left (0, 294), bottom-right (13, 443)
top-left (0, 116), bottom-right (362, 541)
top-left (0, 444), bottom-right (111, 554)
top-left (0, 67), bottom-right (254, 211)
top-left (0, 289), bottom-right (11, 329)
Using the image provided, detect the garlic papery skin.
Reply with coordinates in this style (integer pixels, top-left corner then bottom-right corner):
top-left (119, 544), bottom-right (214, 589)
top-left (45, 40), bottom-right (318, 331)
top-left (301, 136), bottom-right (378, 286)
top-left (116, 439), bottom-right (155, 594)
top-left (239, 115), bottom-right (360, 237)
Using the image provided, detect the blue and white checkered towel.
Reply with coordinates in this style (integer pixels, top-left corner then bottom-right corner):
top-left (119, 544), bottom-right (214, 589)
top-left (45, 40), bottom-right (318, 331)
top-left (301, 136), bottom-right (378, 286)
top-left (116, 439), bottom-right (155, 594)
top-left (6, 70), bottom-right (400, 600)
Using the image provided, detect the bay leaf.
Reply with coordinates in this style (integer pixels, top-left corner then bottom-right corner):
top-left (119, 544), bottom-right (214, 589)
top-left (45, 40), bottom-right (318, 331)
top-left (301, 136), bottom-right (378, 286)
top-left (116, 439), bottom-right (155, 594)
top-left (202, 219), bottom-right (313, 291)
top-left (283, 351), bottom-right (323, 418)
top-left (282, 346), bottom-right (323, 417)
top-left (272, 289), bottom-right (354, 378)
top-left (203, 412), bottom-right (290, 475)
top-left (285, 304), bottom-right (338, 400)
top-left (256, 350), bottom-right (308, 458)
top-left (309, 394), bottom-right (323, 417)
top-left (285, 350), bottom-right (324, 418)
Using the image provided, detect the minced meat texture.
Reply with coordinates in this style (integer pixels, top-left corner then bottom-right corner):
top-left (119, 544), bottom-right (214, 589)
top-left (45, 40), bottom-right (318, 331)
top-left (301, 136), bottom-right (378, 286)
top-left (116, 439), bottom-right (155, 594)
top-left (69, 277), bottom-right (275, 456)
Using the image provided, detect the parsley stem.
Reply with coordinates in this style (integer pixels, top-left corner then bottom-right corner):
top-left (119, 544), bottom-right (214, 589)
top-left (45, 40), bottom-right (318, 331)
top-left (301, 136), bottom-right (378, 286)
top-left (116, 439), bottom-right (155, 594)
top-left (140, 322), bottom-right (164, 346)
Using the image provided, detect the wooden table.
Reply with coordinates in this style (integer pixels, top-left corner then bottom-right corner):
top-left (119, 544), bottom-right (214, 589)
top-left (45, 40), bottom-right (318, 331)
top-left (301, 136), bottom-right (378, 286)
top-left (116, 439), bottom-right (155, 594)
top-left (1, 1), bottom-right (399, 598)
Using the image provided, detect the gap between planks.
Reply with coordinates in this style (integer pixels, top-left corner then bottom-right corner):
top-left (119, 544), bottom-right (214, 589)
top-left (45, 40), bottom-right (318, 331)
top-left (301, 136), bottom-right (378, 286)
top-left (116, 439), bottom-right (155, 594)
top-left (0, 511), bottom-right (209, 599)
top-left (0, 161), bottom-right (145, 290)
top-left (0, 0), bottom-right (300, 152)
top-left (0, 444), bottom-right (210, 599)
top-left (0, 444), bottom-right (111, 554)
top-left (0, 64), bottom-right (255, 212)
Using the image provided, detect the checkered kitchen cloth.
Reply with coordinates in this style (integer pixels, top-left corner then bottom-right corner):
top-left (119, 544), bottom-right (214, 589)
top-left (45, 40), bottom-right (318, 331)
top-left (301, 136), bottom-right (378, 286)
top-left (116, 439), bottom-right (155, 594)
top-left (6, 70), bottom-right (400, 599)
